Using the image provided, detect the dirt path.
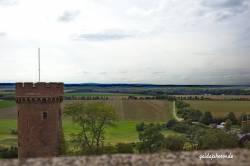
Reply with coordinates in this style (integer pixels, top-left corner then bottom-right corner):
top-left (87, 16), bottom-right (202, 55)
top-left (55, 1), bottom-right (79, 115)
top-left (172, 101), bottom-right (183, 122)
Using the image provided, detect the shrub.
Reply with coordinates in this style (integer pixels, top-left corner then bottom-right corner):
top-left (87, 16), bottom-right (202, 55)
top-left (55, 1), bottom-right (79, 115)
top-left (164, 135), bottom-right (186, 151)
top-left (183, 142), bottom-right (194, 151)
top-left (10, 129), bottom-right (17, 135)
top-left (0, 146), bottom-right (18, 159)
top-left (116, 143), bottom-right (134, 154)
top-left (102, 145), bottom-right (117, 154)
top-left (166, 119), bottom-right (177, 129)
top-left (198, 129), bottom-right (238, 149)
top-left (170, 122), bottom-right (190, 133)
top-left (136, 122), bottom-right (145, 132)
top-left (199, 111), bottom-right (213, 125)
top-left (226, 112), bottom-right (238, 125)
top-left (137, 123), bottom-right (165, 153)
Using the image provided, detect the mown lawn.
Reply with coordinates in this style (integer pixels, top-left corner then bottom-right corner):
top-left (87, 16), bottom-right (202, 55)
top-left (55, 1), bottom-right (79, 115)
top-left (0, 119), bottom-right (180, 147)
top-left (0, 100), bottom-right (16, 109)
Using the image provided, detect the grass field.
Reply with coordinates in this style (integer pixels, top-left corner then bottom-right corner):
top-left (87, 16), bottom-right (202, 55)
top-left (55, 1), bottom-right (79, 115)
top-left (0, 119), bottom-right (180, 147)
top-left (0, 99), bottom-right (173, 147)
top-left (0, 119), bottom-right (17, 147)
top-left (185, 100), bottom-right (250, 117)
top-left (65, 100), bottom-right (173, 121)
top-left (1, 100), bottom-right (173, 121)
top-left (0, 100), bottom-right (16, 109)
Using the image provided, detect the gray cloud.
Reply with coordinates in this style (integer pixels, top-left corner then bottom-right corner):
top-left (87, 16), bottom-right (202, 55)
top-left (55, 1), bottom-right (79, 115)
top-left (58, 10), bottom-right (80, 22)
top-left (152, 71), bottom-right (165, 75)
top-left (0, 32), bottom-right (7, 37)
top-left (200, 0), bottom-right (248, 21)
top-left (202, 0), bottom-right (245, 8)
top-left (98, 72), bottom-right (107, 75)
top-left (73, 30), bottom-right (133, 41)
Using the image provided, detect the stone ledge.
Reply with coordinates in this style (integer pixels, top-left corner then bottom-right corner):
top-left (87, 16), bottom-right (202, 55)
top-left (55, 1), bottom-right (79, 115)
top-left (1, 149), bottom-right (249, 166)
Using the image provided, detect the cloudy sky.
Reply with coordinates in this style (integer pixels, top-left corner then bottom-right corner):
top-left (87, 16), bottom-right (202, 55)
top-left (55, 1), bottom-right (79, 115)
top-left (0, 0), bottom-right (250, 84)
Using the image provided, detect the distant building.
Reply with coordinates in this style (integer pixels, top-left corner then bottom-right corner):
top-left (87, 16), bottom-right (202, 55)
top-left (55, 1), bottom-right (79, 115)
top-left (241, 115), bottom-right (250, 127)
top-left (217, 122), bottom-right (225, 129)
top-left (16, 82), bottom-right (64, 158)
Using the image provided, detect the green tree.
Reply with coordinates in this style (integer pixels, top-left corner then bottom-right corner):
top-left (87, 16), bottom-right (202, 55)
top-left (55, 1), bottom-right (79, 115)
top-left (183, 142), bottom-right (194, 151)
top-left (64, 102), bottom-right (117, 154)
top-left (116, 143), bottom-right (134, 153)
top-left (165, 135), bottom-right (186, 151)
top-left (225, 119), bottom-right (232, 131)
top-left (136, 122), bottom-right (145, 132)
top-left (199, 129), bottom-right (238, 149)
top-left (137, 123), bottom-right (165, 153)
top-left (226, 112), bottom-right (238, 125)
top-left (166, 119), bottom-right (177, 129)
top-left (199, 111), bottom-right (213, 125)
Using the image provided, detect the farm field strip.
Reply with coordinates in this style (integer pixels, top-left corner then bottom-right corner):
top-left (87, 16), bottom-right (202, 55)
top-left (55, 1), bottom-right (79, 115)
top-left (185, 100), bottom-right (250, 117)
top-left (64, 93), bottom-right (150, 97)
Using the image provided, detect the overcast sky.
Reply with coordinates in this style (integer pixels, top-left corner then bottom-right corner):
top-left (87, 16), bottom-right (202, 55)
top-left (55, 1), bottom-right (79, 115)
top-left (0, 0), bottom-right (250, 84)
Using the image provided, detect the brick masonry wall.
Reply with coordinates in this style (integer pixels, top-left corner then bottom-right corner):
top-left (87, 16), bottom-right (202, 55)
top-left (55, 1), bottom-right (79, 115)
top-left (16, 82), bottom-right (64, 158)
top-left (0, 149), bottom-right (249, 166)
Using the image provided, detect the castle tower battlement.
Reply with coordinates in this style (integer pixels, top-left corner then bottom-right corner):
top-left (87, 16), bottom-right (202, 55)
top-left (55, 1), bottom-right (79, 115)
top-left (16, 82), bottom-right (64, 158)
top-left (16, 82), bottom-right (63, 97)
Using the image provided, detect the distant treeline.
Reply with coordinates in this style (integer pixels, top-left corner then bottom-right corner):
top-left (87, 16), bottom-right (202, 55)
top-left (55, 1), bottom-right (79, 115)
top-left (1, 83), bottom-right (250, 95)
top-left (64, 95), bottom-right (176, 101)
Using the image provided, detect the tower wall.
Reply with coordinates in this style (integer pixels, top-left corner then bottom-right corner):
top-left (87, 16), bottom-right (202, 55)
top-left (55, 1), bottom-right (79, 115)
top-left (16, 82), bottom-right (64, 158)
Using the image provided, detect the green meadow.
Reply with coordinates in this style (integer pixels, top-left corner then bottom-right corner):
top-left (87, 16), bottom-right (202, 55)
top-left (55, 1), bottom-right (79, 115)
top-left (0, 119), bottom-right (180, 147)
top-left (0, 100), bottom-right (16, 109)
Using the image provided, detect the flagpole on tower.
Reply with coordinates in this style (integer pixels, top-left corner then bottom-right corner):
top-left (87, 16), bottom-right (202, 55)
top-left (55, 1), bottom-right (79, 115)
top-left (38, 48), bottom-right (40, 82)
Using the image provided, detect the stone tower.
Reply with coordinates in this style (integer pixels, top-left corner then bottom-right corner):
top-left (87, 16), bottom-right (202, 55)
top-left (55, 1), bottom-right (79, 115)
top-left (15, 82), bottom-right (64, 158)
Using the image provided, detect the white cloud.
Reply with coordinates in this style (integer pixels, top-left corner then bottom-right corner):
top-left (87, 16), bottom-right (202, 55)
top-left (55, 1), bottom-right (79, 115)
top-left (0, 0), bottom-right (249, 84)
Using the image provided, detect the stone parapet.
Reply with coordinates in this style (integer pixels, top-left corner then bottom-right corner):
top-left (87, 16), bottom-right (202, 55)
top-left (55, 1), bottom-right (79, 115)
top-left (0, 149), bottom-right (249, 166)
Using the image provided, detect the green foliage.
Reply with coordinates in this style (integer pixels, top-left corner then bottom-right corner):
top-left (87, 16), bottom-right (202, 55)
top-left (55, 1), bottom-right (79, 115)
top-left (102, 145), bottom-right (117, 154)
top-left (116, 143), bottom-right (134, 153)
top-left (170, 122), bottom-right (190, 133)
top-left (166, 119), bottom-right (177, 129)
top-left (64, 102), bottom-right (117, 154)
top-left (0, 146), bottom-right (18, 158)
top-left (183, 142), bottom-right (194, 151)
top-left (198, 129), bottom-right (238, 149)
top-left (176, 100), bottom-right (190, 109)
top-left (59, 132), bottom-right (67, 155)
top-left (137, 123), bottom-right (165, 153)
top-left (10, 129), bottom-right (17, 135)
top-left (199, 111), bottom-right (213, 125)
top-left (225, 119), bottom-right (232, 131)
top-left (226, 112), bottom-right (238, 125)
top-left (182, 108), bottom-right (203, 122)
top-left (0, 100), bottom-right (16, 109)
top-left (136, 122), bottom-right (145, 132)
top-left (176, 100), bottom-right (203, 122)
top-left (165, 135), bottom-right (186, 151)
